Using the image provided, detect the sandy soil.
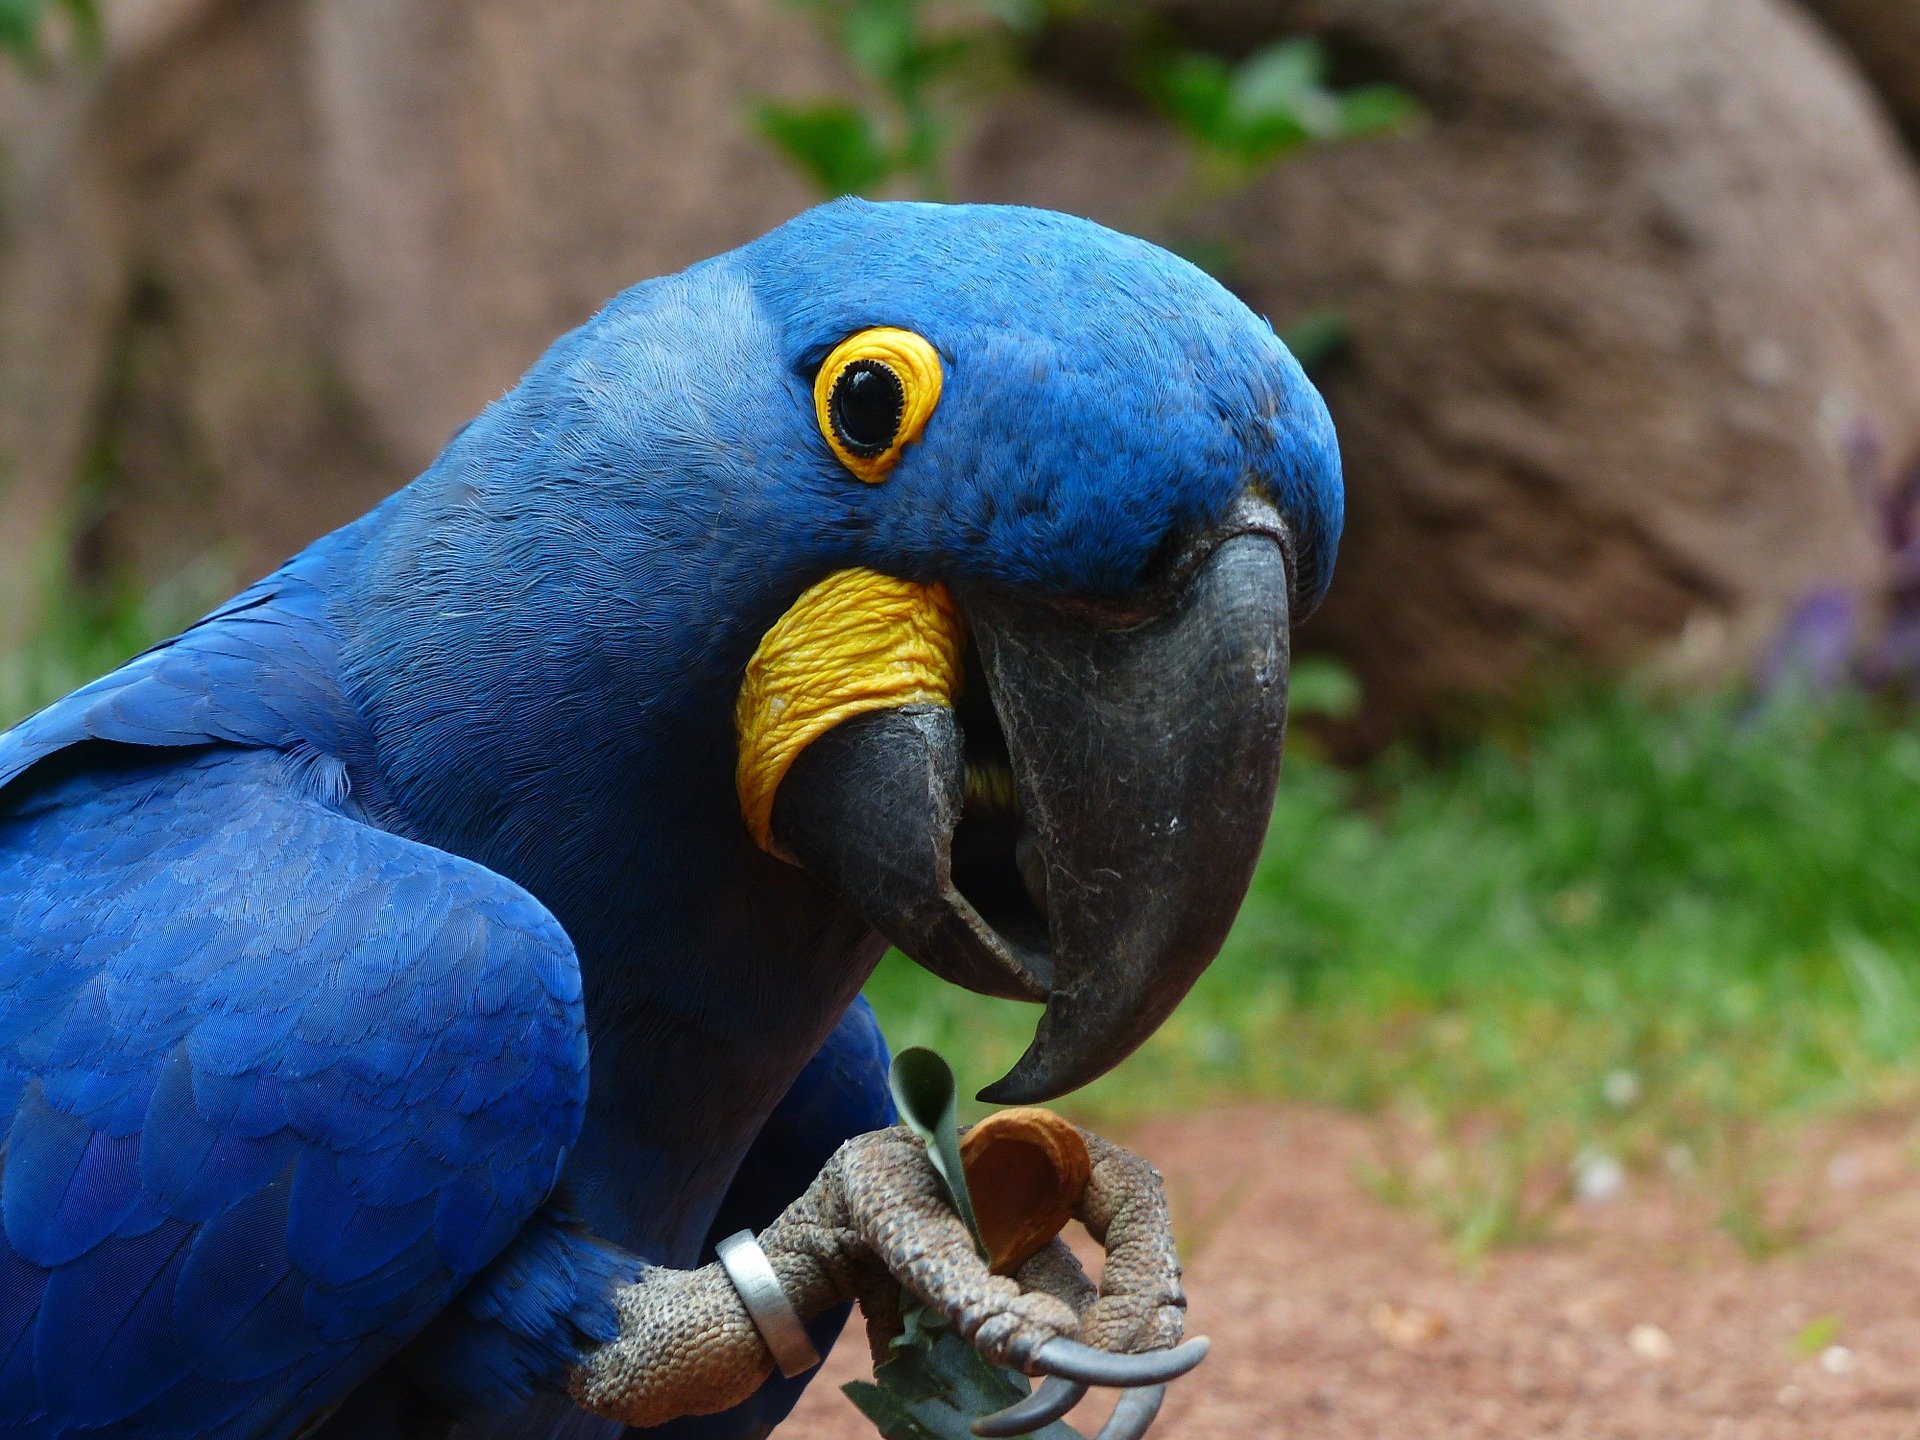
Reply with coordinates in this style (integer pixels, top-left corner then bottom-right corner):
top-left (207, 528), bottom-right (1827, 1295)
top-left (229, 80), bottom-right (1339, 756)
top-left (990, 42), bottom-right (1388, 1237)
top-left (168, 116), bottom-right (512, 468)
top-left (781, 1105), bottom-right (1920, 1439)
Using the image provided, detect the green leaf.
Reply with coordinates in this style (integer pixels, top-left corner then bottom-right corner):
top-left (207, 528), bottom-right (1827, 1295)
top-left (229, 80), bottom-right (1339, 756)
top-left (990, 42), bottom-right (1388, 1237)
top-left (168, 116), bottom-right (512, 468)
top-left (1338, 83), bottom-right (1421, 138)
top-left (0, 0), bottom-right (48, 60)
top-left (757, 0), bottom-right (979, 199)
top-left (840, 0), bottom-right (919, 85)
top-left (907, 1329), bottom-right (1030, 1413)
top-left (1142, 46), bottom-right (1318, 171)
top-left (752, 101), bottom-right (897, 197)
top-left (887, 1048), bottom-right (984, 1253)
top-left (846, 1325), bottom-right (1085, 1440)
top-left (1227, 38), bottom-right (1323, 129)
top-left (0, 0), bottom-right (99, 64)
top-left (1143, 52), bottom-right (1232, 145)
top-left (1228, 40), bottom-right (1339, 162)
top-left (891, 1298), bottom-right (946, 1354)
top-left (842, 1379), bottom-right (951, 1440)
top-left (1140, 35), bottom-right (1416, 175)
top-left (0, 3), bottom-right (29, 54)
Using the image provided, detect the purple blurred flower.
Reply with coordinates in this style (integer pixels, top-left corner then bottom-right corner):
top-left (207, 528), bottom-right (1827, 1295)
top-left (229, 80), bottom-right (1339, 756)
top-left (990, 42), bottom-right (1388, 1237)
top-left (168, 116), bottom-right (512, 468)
top-left (1761, 586), bottom-right (1860, 698)
top-left (1758, 420), bottom-right (1920, 701)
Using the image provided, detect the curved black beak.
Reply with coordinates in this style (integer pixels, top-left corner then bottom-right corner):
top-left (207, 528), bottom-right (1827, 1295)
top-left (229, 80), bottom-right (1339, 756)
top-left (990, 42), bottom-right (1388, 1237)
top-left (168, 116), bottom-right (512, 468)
top-left (771, 497), bottom-right (1292, 1102)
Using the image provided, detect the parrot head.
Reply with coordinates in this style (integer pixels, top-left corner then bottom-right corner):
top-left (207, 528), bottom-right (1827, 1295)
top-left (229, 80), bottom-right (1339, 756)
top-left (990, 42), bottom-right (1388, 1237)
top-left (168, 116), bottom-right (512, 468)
top-left (360, 200), bottom-right (1341, 1104)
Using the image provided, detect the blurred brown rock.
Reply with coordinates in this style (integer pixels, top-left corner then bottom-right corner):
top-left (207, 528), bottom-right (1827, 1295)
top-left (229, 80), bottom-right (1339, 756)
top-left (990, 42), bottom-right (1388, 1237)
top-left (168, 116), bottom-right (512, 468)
top-left (1801, 0), bottom-right (1920, 150)
top-left (967, 0), bottom-right (1920, 737)
top-left (7, 0), bottom-right (1920, 737)
top-left (0, 0), bottom-right (835, 641)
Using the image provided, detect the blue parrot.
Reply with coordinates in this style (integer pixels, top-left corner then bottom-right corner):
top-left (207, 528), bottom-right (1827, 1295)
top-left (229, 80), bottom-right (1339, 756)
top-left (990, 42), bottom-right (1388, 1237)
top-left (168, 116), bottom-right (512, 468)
top-left (0, 200), bottom-right (1342, 1440)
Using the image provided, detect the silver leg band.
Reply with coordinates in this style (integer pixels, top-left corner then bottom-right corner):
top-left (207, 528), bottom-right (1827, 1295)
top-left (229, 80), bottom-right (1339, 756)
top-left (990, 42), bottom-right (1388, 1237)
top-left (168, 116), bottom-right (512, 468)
top-left (715, 1229), bottom-right (823, 1379)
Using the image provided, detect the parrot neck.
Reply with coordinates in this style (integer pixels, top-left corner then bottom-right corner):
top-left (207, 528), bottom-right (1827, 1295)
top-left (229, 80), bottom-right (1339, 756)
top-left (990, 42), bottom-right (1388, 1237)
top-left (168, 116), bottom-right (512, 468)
top-left (337, 478), bottom-right (884, 1259)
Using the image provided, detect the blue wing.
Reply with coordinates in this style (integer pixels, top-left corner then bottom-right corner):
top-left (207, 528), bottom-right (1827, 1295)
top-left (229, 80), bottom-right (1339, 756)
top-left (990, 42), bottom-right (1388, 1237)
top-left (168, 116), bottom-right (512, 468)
top-left (0, 744), bottom-right (592, 1440)
top-left (0, 556), bottom-right (365, 799)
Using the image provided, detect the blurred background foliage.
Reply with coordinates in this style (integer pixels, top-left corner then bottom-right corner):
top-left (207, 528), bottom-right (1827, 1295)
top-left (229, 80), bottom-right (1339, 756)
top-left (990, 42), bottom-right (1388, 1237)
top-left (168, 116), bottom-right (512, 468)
top-left (0, 0), bottom-right (95, 64)
top-left (753, 0), bottom-right (1416, 204)
top-left (7, 0), bottom-right (1920, 1259)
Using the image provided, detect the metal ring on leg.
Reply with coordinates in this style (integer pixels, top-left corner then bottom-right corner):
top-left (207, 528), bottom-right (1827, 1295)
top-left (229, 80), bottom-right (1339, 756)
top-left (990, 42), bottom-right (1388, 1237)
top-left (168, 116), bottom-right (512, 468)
top-left (715, 1230), bottom-right (823, 1379)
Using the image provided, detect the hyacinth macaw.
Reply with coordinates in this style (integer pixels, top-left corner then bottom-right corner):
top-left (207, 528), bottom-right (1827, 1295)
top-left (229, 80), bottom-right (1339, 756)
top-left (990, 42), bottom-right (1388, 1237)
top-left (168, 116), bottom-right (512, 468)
top-left (0, 200), bottom-right (1342, 1440)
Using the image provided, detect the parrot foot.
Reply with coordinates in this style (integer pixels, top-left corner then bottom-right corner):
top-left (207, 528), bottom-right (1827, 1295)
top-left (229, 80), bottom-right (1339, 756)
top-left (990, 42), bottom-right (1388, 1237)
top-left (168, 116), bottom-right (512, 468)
top-left (567, 1123), bottom-right (1202, 1437)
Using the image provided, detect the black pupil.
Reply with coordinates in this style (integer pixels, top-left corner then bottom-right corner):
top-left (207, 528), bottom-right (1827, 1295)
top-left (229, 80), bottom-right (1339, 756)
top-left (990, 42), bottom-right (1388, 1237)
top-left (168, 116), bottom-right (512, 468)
top-left (831, 361), bottom-right (906, 459)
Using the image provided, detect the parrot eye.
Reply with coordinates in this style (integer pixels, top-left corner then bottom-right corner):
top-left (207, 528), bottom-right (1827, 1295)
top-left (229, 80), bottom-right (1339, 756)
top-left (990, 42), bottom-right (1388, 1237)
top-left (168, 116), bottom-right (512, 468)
top-left (829, 362), bottom-right (905, 459)
top-left (813, 327), bottom-right (943, 483)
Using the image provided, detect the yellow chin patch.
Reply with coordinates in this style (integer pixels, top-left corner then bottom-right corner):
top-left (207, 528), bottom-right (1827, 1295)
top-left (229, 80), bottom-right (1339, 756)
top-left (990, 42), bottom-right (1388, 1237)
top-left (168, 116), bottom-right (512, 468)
top-left (736, 567), bottom-right (965, 856)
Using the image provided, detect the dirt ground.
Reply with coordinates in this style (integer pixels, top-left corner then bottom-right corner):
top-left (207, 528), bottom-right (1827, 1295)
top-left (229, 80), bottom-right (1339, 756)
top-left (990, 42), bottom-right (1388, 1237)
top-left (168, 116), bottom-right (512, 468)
top-left (782, 1105), bottom-right (1920, 1440)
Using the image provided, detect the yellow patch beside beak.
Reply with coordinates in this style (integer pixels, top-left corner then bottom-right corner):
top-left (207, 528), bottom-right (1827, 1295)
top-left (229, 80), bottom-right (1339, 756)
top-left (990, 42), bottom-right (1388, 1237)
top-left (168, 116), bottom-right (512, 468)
top-left (735, 568), bottom-right (965, 856)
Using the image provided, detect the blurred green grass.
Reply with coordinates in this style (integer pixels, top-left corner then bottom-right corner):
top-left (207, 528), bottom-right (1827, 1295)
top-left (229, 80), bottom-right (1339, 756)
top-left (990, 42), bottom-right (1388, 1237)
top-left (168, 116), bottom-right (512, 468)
top-left (11, 575), bottom-right (1920, 1256)
top-left (0, 557), bottom-right (231, 730)
top-left (869, 682), bottom-right (1920, 1255)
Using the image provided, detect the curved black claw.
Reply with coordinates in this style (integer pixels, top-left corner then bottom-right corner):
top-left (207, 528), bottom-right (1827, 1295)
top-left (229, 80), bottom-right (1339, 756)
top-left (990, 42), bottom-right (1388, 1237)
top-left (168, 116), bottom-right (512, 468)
top-left (1093, 1384), bottom-right (1167, 1440)
top-left (1032, 1336), bottom-right (1211, 1388)
top-left (972, 1376), bottom-right (1088, 1437)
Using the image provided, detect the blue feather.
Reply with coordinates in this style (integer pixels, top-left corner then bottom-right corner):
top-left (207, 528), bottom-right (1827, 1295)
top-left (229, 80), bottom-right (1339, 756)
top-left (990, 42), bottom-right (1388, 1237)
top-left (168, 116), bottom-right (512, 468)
top-left (0, 749), bottom-right (591, 1438)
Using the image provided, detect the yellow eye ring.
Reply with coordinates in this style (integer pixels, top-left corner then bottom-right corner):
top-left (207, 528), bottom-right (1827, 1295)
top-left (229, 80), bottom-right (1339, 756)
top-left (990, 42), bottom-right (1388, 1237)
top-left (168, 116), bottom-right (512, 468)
top-left (813, 327), bottom-right (943, 483)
